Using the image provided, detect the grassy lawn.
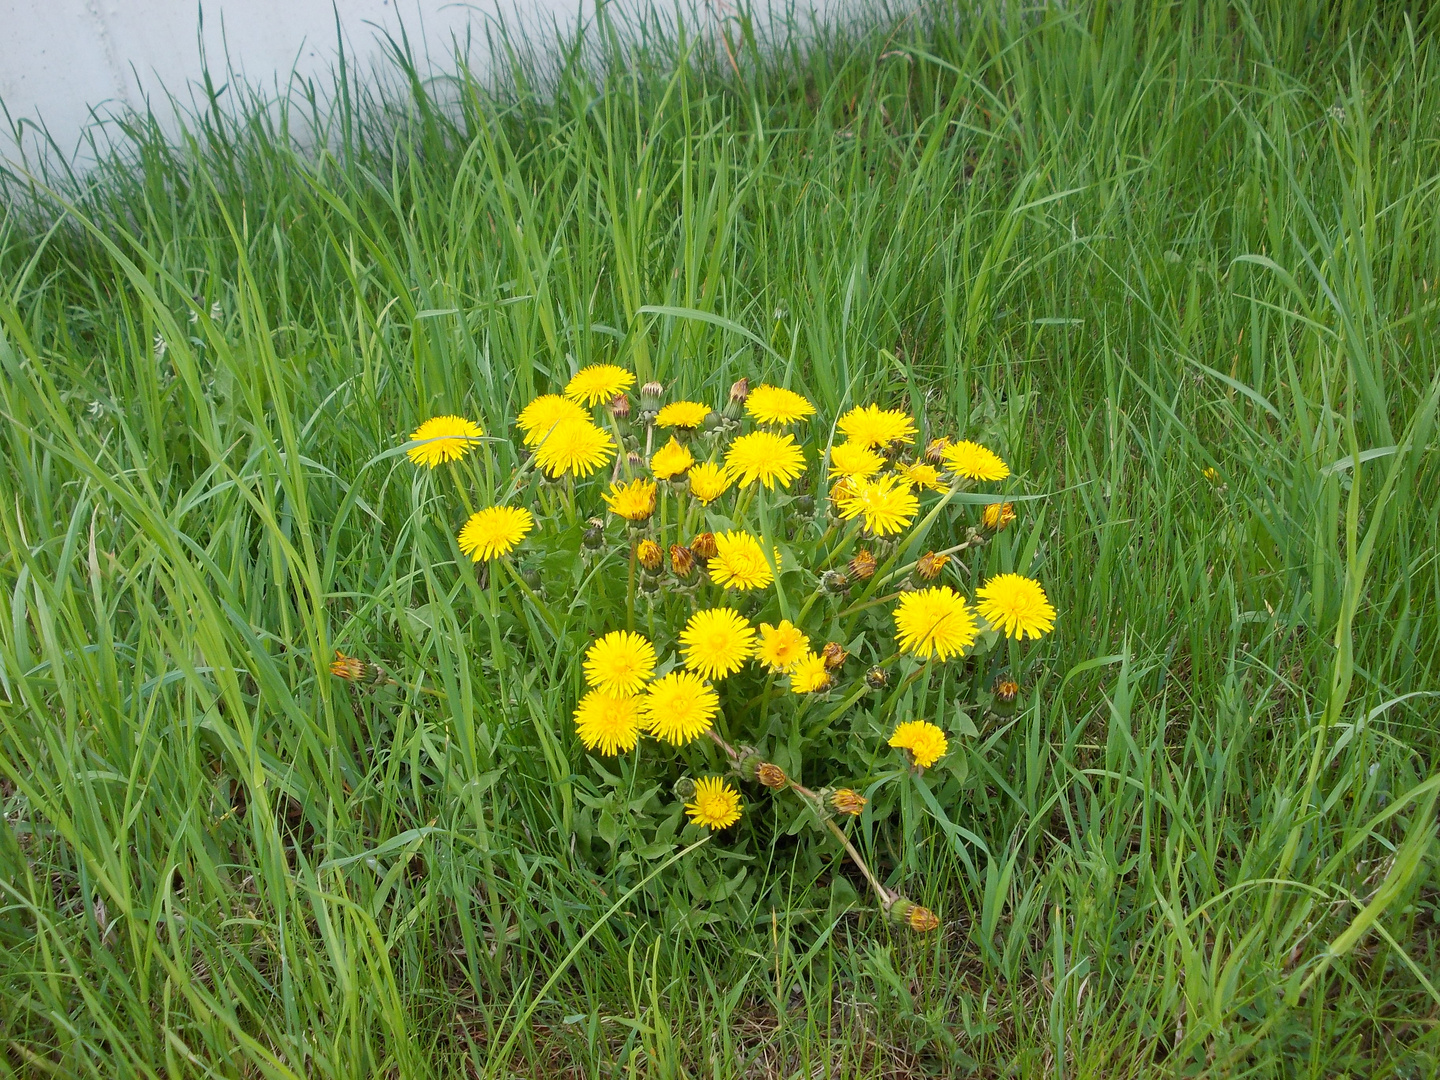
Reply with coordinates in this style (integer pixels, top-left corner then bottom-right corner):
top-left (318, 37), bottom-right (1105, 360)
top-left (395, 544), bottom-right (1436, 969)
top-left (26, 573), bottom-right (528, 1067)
top-left (2, 0), bottom-right (1438, 1075)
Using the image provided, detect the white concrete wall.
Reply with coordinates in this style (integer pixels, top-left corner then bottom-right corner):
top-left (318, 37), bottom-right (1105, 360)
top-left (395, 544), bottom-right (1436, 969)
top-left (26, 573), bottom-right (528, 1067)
top-left (0, 0), bottom-right (592, 167)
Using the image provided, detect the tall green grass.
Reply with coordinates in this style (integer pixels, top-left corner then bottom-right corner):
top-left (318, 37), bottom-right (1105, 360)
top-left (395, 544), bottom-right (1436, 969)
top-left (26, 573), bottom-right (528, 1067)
top-left (1, 0), bottom-right (1437, 1075)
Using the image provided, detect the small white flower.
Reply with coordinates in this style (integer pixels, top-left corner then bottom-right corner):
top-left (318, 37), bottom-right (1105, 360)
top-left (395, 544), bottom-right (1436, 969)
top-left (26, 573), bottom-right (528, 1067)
top-left (210, 300), bottom-right (223, 320)
top-left (87, 400), bottom-right (104, 417)
top-left (153, 333), bottom-right (167, 359)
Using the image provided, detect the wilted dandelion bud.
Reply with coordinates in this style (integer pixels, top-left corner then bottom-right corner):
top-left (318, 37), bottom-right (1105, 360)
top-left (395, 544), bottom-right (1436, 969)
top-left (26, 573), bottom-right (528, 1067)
top-left (636, 539), bottom-right (664, 572)
top-left (756, 762), bottom-right (788, 789)
top-left (864, 666), bottom-right (889, 691)
top-left (669, 544), bottom-right (696, 578)
top-left (641, 381), bottom-right (665, 406)
top-left (729, 377), bottom-right (749, 405)
top-left (626, 450), bottom-right (646, 472)
top-left (827, 788), bottom-right (867, 816)
top-left (609, 394), bottom-right (632, 420)
top-left (583, 517), bottom-right (607, 549)
top-left (673, 776), bottom-right (697, 801)
top-left (690, 532), bottom-right (719, 561)
top-left (981, 501), bottom-right (1016, 530)
top-left (916, 551), bottom-right (949, 580)
top-left (992, 675), bottom-right (1021, 716)
top-left (925, 438), bottom-right (951, 464)
top-left (822, 569), bottom-right (850, 594)
top-left (887, 897), bottom-right (941, 933)
top-left (821, 642), bottom-right (848, 670)
top-left (330, 651), bottom-right (367, 681)
top-left (849, 549), bottom-right (878, 581)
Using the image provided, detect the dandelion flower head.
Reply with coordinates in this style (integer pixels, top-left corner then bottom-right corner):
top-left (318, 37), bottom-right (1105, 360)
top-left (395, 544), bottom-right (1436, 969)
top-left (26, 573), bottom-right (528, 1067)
top-left (745, 384), bottom-right (816, 426)
top-left (573, 691), bottom-right (642, 756)
top-left (708, 530), bottom-right (777, 590)
top-left (650, 438), bottom-right (694, 480)
top-left (564, 364), bottom-right (635, 407)
top-left (516, 395), bottom-right (588, 447)
top-left (893, 586), bottom-right (978, 661)
top-left (642, 671), bottom-right (720, 745)
top-left (533, 418), bottom-right (616, 478)
top-left (407, 415), bottom-right (484, 468)
top-left (458, 505), bottom-right (534, 561)
top-left (889, 719), bottom-right (948, 769)
top-left (835, 474), bottom-right (919, 536)
top-left (837, 405), bottom-right (917, 448)
top-left (789, 651), bottom-right (832, 694)
top-left (603, 478), bottom-right (657, 521)
top-left (725, 431), bottom-right (806, 489)
top-left (829, 442), bottom-right (884, 479)
top-left (584, 630), bottom-right (657, 696)
top-left (680, 608), bottom-right (756, 680)
top-left (898, 460), bottom-right (947, 492)
top-left (756, 620), bottom-right (809, 673)
top-left (943, 440), bottom-right (1010, 482)
top-left (685, 776), bottom-right (742, 830)
top-left (687, 461), bottom-right (734, 504)
top-left (976, 573), bottom-right (1055, 640)
top-left (655, 400), bottom-right (712, 429)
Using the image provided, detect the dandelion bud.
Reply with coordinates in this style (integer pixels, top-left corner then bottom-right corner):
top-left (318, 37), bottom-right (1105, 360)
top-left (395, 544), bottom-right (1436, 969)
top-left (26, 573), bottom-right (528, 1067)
top-left (521, 568), bottom-right (542, 591)
top-left (925, 438), bottom-right (950, 464)
top-left (690, 532), bottom-right (718, 561)
top-left (887, 897), bottom-right (941, 933)
top-left (821, 642), bottom-right (848, 670)
top-left (756, 762), bottom-right (788, 789)
top-left (821, 569), bottom-right (850, 594)
top-left (641, 380), bottom-right (665, 404)
top-left (729, 377), bottom-right (750, 404)
top-left (864, 666), bottom-right (889, 691)
top-left (1202, 466), bottom-right (1220, 484)
top-left (627, 450), bottom-right (646, 471)
top-left (609, 394), bottom-right (632, 420)
top-left (793, 494), bottom-right (816, 517)
top-left (669, 544), bottom-right (696, 578)
top-left (980, 501), bottom-right (1016, 530)
top-left (828, 476), bottom-right (856, 506)
top-left (636, 539), bottom-right (664, 572)
top-left (828, 788), bottom-right (867, 816)
top-left (849, 549), bottom-right (877, 581)
top-left (330, 651), bottom-right (367, 681)
top-left (916, 551), bottom-right (949, 580)
top-left (583, 518), bottom-right (607, 549)
top-left (992, 675), bottom-right (1021, 716)
top-left (672, 776), bottom-right (697, 801)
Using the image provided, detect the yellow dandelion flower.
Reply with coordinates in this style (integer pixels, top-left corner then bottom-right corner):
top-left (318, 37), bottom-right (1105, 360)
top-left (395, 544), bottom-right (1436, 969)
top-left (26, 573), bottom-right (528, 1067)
top-left (789, 651), bottom-right (832, 694)
top-left (889, 719), bottom-right (948, 769)
top-left (756, 620), bottom-right (809, 673)
top-left (708, 530), bottom-right (776, 590)
top-left (655, 400), bottom-right (712, 429)
top-left (981, 501), bottom-right (1016, 530)
top-left (584, 630), bottom-right (657, 695)
top-left (650, 438), bottom-right (694, 480)
top-left (573, 691), bottom-right (642, 755)
top-left (975, 573), bottom-right (1055, 641)
top-left (688, 461), bottom-right (734, 504)
top-left (685, 776), bottom-right (742, 830)
top-left (642, 671), bottom-right (720, 745)
top-left (680, 608), bottom-right (756, 680)
top-left (457, 505), bottom-right (534, 561)
top-left (836, 405), bottom-right (917, 448)
top-left (564, 364), bottom-right (635, 407)
top-left (834, 474), bottom-right (919, 536)
top-left (898, 461), bottom-right (947, 492)
top-left (533, 418), bottom-right (616, 478)
top-left (745, 384), bottom-right (816, 426)
top-left (724, 431), bottom-right (806, 489)
top-left (516, 395), bottom-right (588, 447)
top-left (829, 442), bottom-right (884, 479)
top-left (893, 586), bottom-right (978, 661)
top-left (942, 440), bottom-right (1009, 481)
top-left (603, 478), bottom-right (657, 521)
top-left (406, 415), bottom-right (484, 467)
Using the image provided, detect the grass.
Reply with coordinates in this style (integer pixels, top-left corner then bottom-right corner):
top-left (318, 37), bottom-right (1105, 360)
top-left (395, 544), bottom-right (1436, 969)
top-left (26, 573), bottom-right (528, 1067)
top-left (1, 0), bottom-right (1439, 1074)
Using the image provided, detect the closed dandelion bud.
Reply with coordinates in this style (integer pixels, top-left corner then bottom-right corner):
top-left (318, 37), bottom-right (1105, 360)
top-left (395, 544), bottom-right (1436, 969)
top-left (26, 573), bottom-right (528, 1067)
top-left (690, 532), bottom-right (719, 561)
top-left (583, 518), bottom-right (607, 549)
top-left (609, 394), bottom-right (632, 420)
top-left (627, 450), bottom-right (646, 471)
top-left (916, 551), bottom-right (949, 581)
top-left (925, 438), bottom-right (950, 464)
top-left (794, 494), bottom-right (816, 517)
top-left (330, 651), bottom-right (367, 681)
top-left (636, 539), bottom-right (664, 572)
top-left (729, 377), bottom-right (749, 405)
top-left (641, 381), bottom-right (665, 405)
top-left (673, 776), bottom-right (697, 801)
top-left (865, 666), bottom-right (889, 691)
top-left (886, 897), bottom-right (941, 932)
top-left (822, 642), bottom-right (848, 670)
top-left (849, 549), bottom-right (878, 581)
top-left (822, 569), bottom-right (850, 594)
top-left (756, 762), bottom-right (788, 789)
top-left (828, 788), bottom-right (867, 816)
top-left (670, 544), bottom-right (696, 578)
top-left (521, 568), bottom-right (542, 591)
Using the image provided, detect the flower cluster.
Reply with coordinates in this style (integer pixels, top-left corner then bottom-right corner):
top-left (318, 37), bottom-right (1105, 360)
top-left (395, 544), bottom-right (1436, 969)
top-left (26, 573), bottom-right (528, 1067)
top-left (394, 368), bottom-right (1059, 932)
